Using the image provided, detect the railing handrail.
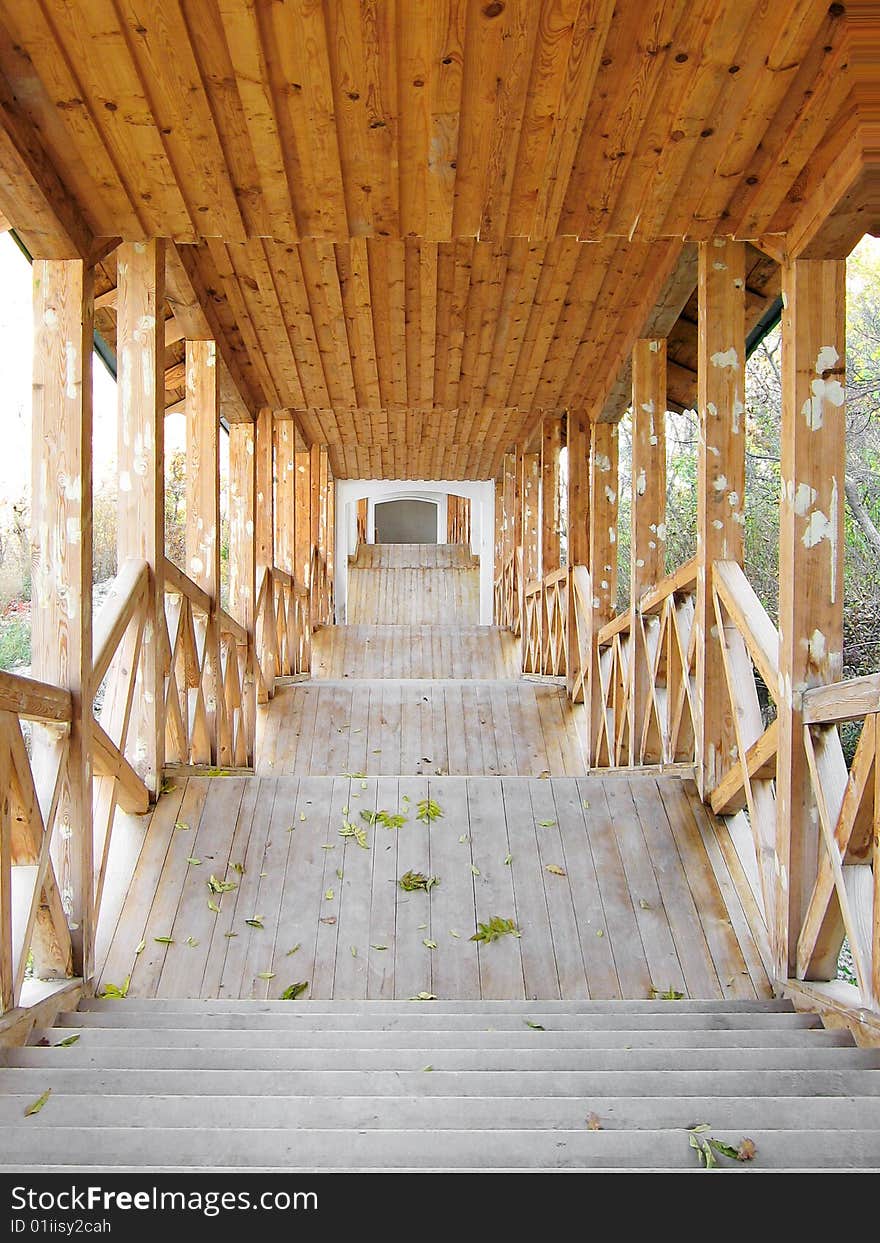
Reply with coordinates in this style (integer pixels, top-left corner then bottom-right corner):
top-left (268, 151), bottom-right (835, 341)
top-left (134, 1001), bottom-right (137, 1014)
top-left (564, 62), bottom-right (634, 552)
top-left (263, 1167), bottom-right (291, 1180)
top-left (638, 555), bottom-right (698, 615)
top-left (713, 560), bottom-right (779, 698)
top-left (803, 672), bottom-right (880, 725)
top-left (597, 610), bottom-right (631, 647)
top-left (162, 556), bottom-right (212, 615)
top-left (92, 558), bottom-right (149, 687)
top-left (0, 668), bottom-right (72, 724)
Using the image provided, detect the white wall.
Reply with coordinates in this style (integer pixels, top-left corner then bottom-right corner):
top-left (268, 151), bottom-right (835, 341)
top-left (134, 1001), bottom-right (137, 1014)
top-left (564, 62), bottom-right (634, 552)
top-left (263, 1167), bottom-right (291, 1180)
top-left (335, 479), bottom-right (496, 624)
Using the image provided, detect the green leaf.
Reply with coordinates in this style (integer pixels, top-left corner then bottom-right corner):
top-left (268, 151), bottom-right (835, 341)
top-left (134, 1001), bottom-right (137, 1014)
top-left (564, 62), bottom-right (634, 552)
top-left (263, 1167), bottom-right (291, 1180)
top-left (650, 986), bottom-right (684, 1000)
top-left (537, 819), bottom-right (556, 828)
top-left (525, 1020), bottom-right (545, 1031)
top-left (185, 936), bottom-right (199, 948)
top-left (54, 1034), bottom-right (80, 1047)
top-left (342, 805), bottom-right (349, 815)
top-left (470, 915), bottom-right (521, 944)
top-left (340, 820), bottom-right (369, 848)
top-left (321, 844), bottom-right (336, 850)
top-left (423, 939), bottom-right (437, 949)
top-left (504, 854), bottom-right (512, 866)
top-left (24, 1089), bottom-right (51, 1117)
top-left (299, 812), bottom-right (307, 821)
top-left (708, 1139), bottom-right (741, 1161)
top-left (371, 944), bottom-right (388, 951)
top-left (342, 771), bottom-right (366, 779)
top-left (470, 865), bottom-right (480, 876)
top-left (398, 870), bottom-right (440, 892)
top-left (415, 798), bottom-right (443, 824)
top-left (185, 857), bottom-right (201, 866)
top-left (257, 971), bottom-right (275, 980)
top-left (207, 874), bottom-right (237, 895)
top-left (160, 779), bottom-right (176, 795)
top-left (336, 867), bottom-right (344, 879)
top-left (286, 944), bottom-right (302, 956)
top-left (325, 888), bottom-right (335, 901)
top-left (281, 981), bottom-right (309, 1000)
top-left (100, 976), bottom-right (130, 999)
top-left (350, 945), bottom-right (358, 957)
top-left (245, 917), bottom-right (264, 929)
top-left (174, 820), bottom-right (190, 831)
top-left (459, 834), bottom-right (470, 843)
top-left (450, 929), bottom-right (460, 938)
top-left (378, 811), bottom-right (407, 830)
top-left (422, 1065), bottom-right (433, 1072)
top-left (232, 862), bottom-right (245, 875)
top-left (224, 932), bottom-right (238, 938)
top-left (207, 900), bottom-right (220, 914)
top-left (546, 864), bottom-right (566, 876)
top-left (153, 936), bottom-right (174, 945)
top-left (134, 940), bottom-right (146, 956)
top-left (409, 992), bottom-right (437, 1001)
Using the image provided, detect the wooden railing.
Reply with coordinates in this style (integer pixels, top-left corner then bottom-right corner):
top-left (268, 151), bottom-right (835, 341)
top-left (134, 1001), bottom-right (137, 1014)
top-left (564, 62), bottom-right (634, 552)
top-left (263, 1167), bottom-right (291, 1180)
top-left (799, 673), bottom-right (880, 1013)
top-left (493, 548), bottom-right (521, 637)
top-left (310, 546), bottom-right (334, 630)
top-left (522, 567), bottom-right (569, 677)
top-left (593, 557), bottom-right (698, 768)
top-left (161, 558), bottom-right (254, 769)
top-left (254, 566), bottom-right (309, 700)
top-left (0, 670), bottom-right (75, 1012)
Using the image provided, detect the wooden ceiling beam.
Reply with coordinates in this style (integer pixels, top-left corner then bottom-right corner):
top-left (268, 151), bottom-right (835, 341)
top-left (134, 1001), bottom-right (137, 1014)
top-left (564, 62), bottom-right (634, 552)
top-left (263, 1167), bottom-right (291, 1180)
top-left (0, 67), bottom-right (93, 259)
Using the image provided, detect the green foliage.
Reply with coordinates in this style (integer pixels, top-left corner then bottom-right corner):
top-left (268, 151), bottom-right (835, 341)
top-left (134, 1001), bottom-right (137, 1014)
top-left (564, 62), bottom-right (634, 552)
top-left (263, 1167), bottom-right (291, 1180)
top-left (0, 618), bottom-right (30, 670)
top-left (470, 915), bottom-right (521, 944)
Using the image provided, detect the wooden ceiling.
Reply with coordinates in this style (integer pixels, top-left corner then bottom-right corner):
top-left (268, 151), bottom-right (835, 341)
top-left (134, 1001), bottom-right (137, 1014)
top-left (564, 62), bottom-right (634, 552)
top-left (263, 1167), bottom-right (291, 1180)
top-left (0, 1), bottom-right (866, 478)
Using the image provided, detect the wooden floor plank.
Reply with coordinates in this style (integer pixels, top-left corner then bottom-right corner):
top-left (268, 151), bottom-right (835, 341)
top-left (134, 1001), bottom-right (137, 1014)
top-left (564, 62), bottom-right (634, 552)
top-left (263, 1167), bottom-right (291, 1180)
top-left (467, 776), bottom-right (523, 999)
top-left (309, 777), bottom-right (351, 999)
top-left (501, 777), bottom-right (560, 999)
top-left (310, 625), bottom-right (519, 679)
top-left (426, 776), bottom-right (481, 999)
top-left (393, 776), bottom-right (433, 1000)
top-left (332, 776), bottom-right (379, 998)
top-left (367, 776), bottom-right (400, 999)
top-left (526, 778), bottom-right (590, 999)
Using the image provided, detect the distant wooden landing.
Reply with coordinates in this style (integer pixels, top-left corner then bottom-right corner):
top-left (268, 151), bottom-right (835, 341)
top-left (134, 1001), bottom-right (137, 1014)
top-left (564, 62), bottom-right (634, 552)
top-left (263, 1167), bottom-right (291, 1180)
top-left (311, 625), bottom-right (520, 680)
top-left (353, 543), bottom-right (477, 569)
top-left (347, 544), bottom-right (479, 625)
top-left (256, 679), bottom-right (586, 777)
top-left (99, 774), bottom-right (773, 1002)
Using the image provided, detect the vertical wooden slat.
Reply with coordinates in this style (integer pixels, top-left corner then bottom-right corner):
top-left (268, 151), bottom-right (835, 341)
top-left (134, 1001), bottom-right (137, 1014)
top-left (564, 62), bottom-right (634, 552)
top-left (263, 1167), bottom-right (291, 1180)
top-left (696, 239), bottom-right (746, 796)
top-left (566, 409), bottom-right (590, 568)
top-left (588, 421), bottom-right (618, 761)
top-left (541, 413), bottom-right (564, 574)
top-left (31, 256), bottom-right (93, 975)
top-left (777, 258), bottom-right (846, 979)
top-left (630, 339), bottom-right (667, 764)
top-left (294, 449), bottom-right (313, 590)
top-left (117, 239), bottom-right (164, 796)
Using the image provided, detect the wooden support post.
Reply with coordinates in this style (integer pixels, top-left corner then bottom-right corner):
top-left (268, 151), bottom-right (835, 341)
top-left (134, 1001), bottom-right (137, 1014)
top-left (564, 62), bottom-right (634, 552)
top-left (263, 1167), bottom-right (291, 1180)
top-left (117, 239), bottom-right (165, 796)
top-left (520, 452), bottom-right (540, 586)
top-left (326, 459), bottom-right (335, 591)
top-left (318, 445), bottom-right (329, 558)
top-left (630, 339), bottom-right (667, 764)
top-left (185, 340), bottom-right (220, 597)
top-left (541, 414), bottom-right (564, 574)
top-left (587, 422), bottom-right (619, 762)
top-left (566, 410), bottom-right (590, 568)
top-left (255, 408), bottom-right (274, 586)
top-left (777, 258), bottom-right (846, 980)
top-left (294, 450), bottom-right (313, 591)
top-left (31, 257), bottom-right (92, 978)
top-left (696, 239), bottom-right (746, 796)
top-left (273, 418), bottom-right (295, 577)
top-left (229, 423), bottom-right (256, 632)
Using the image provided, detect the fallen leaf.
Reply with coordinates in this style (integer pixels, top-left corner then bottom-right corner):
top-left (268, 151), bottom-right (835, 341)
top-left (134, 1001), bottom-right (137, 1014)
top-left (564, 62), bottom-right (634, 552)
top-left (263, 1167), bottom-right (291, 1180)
top-left (398, 870), bottom-right (440, 892)
top-left (336, 867), bottom-right (344, 879)
top-left (257, 971), bottom-right (275, 980)
top-left (325, 888), bottom-right (335, 901)
top-left (650, 986), bottom-right (684, 1000)
top-left (504, 854), bottom-right (512, 866)
top-left (638, 898), bottom-right (650, 910)
top-left (321, 844), bottom-right (336, 850)
top-left (185, 936), bottom-right (199, 948)
top-left (525, 1020), bottom-right (545, 1031)
top-left (422, 1065), bottom-right (433, 1072)
top-left (232, 862), bottom-right (245, 875)
top-left (409, 992), bottom-right (437, 1001)
top-left (537, 819), bottom-right (556, 828)
top-left (55, 1034), bottom-right (80, 1048)
top-left (286, 944), bottom-right (301, 956)
top-left (586, 1113), bottom-right (602, 1131)
top-left (470, 915), bottom-right (520, 944)
top-left (416, 798), bottom-right (443, 824)
top-left (24, 1089), bottom-right (51, 1117)
top-left (371, 944), bottom-right (388, 951)
top-left (134, 940), bottom-right (146, 955)
top-left (153, 936), bottom-right (174, 945)
top-left (350, 945), bottom-right (358, 957)
top-left (545, 864), bottom-right (566, 877)
top-left (174, 821), bottom-right (190, 831)
top-left (100, 977), bottom-right (130, 998)
top-left (596, 929), bottom-right (604, 937)
top-left (207, 874), bottom-right (237, 895)
top-left (423, 939), bottom-right (437, 949)
top-left (299, 812), bottom-right (307, 821)
top-left (582, 800), bottom-right (590, 810)
top-left (185, 857), bottom-right (201, 866)
top-left (471, 865), bottom-right (481, 876)
top-left (245, 917), bottom-right (264, 929)
top-left (320, 916), bottom-right (337, 925)
top-left (459, 834), bottom-right (469, 844)
top-left (207, 900), bottom-right (220, 914)
top-left (224, 932), bottom-right (238, 938)
top-left (450, 930), bottom-right (460, 938)
top-left (281, 981), bottom-right (309, 1000)
top-left (737, 1138), bottom-right (757, 1162)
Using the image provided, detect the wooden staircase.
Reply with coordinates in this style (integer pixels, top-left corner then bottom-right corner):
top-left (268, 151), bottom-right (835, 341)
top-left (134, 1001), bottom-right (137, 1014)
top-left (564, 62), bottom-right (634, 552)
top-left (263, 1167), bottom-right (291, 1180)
top-left (1, 998), bottom-right (878, 1171)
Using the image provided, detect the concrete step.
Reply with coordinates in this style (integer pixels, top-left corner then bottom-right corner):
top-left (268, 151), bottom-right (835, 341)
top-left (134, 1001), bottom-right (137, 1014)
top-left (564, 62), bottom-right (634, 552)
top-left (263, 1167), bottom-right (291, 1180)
top-left (7, 1046), bottom-right (878, 1073)
top-left (78, 997), bottom-right (794, 1014)
top-left (32, 1025), bottom-right (854, 1050)
top-left (0, 1093), bottom-right (877, 1132)
top-left (59, 1009), bottom-right (821, 1031)
top-left (1, 1127), bottom-right (878, 1169)
top-left (1, 1067), bottom-right (877, 1097)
